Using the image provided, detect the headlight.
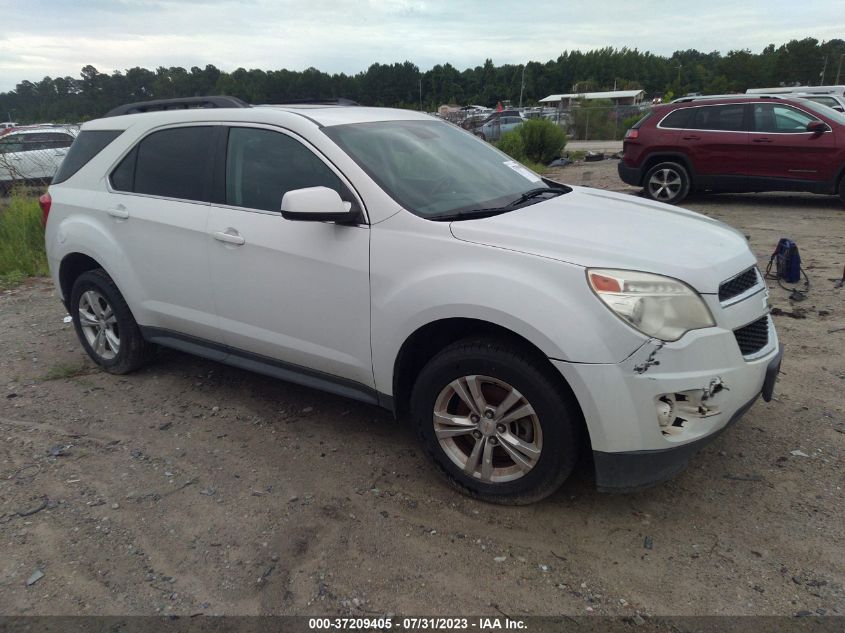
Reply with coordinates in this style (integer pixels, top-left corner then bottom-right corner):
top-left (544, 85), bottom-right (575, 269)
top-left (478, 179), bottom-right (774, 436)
top-left (587, 269), bottom-right (715, 342)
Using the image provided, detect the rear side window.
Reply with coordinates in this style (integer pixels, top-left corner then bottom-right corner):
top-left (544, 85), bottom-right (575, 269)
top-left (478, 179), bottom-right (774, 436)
top-left (112, 126), bottom-right (213, 201)
top-left (691, 104), bottom-right (747, 131)
top-left (659, 108), bottom-right (694, 129)
top-left (225, 127), bottom-right (343, 212)
top-left (53, 130), bottom-right (121, 184)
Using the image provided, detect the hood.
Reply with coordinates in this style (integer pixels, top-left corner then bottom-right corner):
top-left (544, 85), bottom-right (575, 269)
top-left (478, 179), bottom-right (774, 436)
top-left (449, 186), bottom-right (755, 294)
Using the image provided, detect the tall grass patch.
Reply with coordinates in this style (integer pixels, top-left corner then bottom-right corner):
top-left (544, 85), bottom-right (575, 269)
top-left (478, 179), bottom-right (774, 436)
top-left (0, 194), bottom-right (48, 286)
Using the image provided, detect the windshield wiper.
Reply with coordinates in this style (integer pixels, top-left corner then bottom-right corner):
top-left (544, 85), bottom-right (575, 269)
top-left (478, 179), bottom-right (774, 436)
top-left (506, 186), bottom-right (567, 207)
top-left (431, 186), bottom-right (569, 222)
top-left (430, 208), bottom-right (514, 222)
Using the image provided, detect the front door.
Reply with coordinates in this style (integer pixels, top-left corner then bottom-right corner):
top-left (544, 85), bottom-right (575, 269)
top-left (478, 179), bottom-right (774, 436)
top-left (748, 102), bottom-right (837, 186)
top-left (206, 125), bottom-right (373, 388)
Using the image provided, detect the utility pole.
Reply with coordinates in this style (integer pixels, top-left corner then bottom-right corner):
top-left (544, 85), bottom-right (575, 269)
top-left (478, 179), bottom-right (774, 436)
top-left (836, 53), bottom-right (844, 85)
top-left (419, 76), bottom-right (422, 111)
top-left (820, 56), bottom-right (828, 85)
top-left (518, 65), bottom-right (526, 108)
top-left (676, 64), bottom-right (682, 84)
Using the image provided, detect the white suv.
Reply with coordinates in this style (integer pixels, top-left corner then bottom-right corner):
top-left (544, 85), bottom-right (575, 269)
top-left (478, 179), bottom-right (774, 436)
top-left (0, 124), bottom-right (78, 192)
top-left (43, 96), bottom-right (782, 503)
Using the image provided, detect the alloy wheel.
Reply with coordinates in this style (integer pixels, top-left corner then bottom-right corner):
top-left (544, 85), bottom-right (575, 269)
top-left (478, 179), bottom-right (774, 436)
top-left (78, 290), bottom-right (120, 360)
top-left (433, 375), bottom-right (543, 483)
top-left (647, 168), bottom-right (682, 201)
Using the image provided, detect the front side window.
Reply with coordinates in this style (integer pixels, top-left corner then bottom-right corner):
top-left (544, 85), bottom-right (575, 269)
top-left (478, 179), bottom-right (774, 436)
top-left (224, 127), bottom-right (343, 212)
top-left (754, 104), bottom-right (822, 133)
top-left (111, 126), bottom-right (213, 201)
top-left (691, 104), bottom-right (747, 132)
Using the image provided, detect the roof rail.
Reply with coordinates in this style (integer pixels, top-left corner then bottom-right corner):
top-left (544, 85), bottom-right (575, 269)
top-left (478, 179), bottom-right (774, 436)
top-left (103, 96), bottom-right (250, 118)
top-left (273, 98), bottom-right (360, 106)
top-left (671, 94), bottom-right (782, 103)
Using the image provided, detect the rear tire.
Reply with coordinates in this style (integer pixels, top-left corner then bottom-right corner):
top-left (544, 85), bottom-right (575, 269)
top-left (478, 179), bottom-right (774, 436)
top-left (70, 269), bottom-right (155, 374)
top-left (410, 337), bottom-right (580, 505)
top-left (838, 175), bottom-right (845, 205)
top-left (643, 161), bottom-right (690, 205)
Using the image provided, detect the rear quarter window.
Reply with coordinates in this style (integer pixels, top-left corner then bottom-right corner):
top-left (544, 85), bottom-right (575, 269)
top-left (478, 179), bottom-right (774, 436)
top-left (659, 108), bottom-right (695, 129)
top-left (53, 130), bottom-right (122, 184)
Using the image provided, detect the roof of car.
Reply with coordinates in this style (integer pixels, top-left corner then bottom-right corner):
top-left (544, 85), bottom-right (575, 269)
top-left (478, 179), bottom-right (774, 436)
top-left (1, 124), bottom-right (78, 136)
top-left (84, 105), bottom-right (434, 131)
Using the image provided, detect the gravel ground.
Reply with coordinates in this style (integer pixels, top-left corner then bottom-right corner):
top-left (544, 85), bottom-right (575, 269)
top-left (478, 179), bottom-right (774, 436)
top-left (1, 159), bottom-right (843, 617)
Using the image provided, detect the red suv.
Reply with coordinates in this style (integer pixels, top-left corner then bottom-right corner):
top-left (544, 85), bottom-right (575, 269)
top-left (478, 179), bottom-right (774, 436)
top-left (618, 95), bottom-right (845, 205)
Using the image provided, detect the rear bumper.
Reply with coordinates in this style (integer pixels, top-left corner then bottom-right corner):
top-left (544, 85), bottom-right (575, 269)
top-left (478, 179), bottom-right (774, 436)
top-left (617, 160), bottom-right (642, 186)
top-left (590, 346), bottom-right (783, 492)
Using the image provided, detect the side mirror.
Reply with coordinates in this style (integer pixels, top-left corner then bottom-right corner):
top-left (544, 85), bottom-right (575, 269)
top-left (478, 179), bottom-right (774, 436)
top-left (806, 120), bottom-right (827, 134)
top-left (280, 186), bottom-right (356, 222)
top-left (834, 106), bottom-right (844, 113)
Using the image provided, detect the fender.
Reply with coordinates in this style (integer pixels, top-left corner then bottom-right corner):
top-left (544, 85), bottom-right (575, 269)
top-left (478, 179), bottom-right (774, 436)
top-left (369, 213), bottom-right (646, 396)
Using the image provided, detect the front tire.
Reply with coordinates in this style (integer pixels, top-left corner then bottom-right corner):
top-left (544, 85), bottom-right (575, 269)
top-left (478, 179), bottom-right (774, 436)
top-left (643, 161), bottom-right (690, 205)
top-left (70, 269), bottom-right (155, 374)
top-left (410, 338), bottom-right (580, 504)
top-left (838, 175), bottom-right (845, 206)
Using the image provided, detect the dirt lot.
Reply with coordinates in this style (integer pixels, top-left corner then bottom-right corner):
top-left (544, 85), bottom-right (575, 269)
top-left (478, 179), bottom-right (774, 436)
top-left (1, 159), bottom-right (844, 617)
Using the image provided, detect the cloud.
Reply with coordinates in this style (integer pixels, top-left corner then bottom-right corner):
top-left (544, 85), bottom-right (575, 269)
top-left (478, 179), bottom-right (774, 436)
top-left (0, 0), bottom-right (843, 91)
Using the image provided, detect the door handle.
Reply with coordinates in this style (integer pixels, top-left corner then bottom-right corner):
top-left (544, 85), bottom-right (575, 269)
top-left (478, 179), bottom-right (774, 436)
top-left (213, 229), bottom-right (245, 246)
top-left (682, 135), bottom-right (701, 140)
top-left (107, 206), bottom-right (129, 219)
top-left (753, 138), bottom-right (772, 143)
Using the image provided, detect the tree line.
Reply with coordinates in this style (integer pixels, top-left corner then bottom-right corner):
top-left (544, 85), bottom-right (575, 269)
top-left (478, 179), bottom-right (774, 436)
top-left (2, 37), bottom-right (843, 123)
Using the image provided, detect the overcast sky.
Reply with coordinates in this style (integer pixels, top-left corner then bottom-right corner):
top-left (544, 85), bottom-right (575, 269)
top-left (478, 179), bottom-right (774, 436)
top-left (1, 0), bottom-right (843, 92)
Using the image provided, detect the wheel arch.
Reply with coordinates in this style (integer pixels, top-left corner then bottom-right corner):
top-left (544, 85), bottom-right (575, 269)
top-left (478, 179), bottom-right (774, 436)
top-left (639, 152), bottom-right (695, 186)
top-left (391, 317), bottom-right (589, 448)
top-left (59, 252), bottom-right (105, 310)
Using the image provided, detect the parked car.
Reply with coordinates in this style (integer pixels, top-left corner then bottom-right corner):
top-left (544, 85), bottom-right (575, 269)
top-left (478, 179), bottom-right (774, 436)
top-left (44, 96), bottom-right (781, 503)
top-left (619, 95), bottom-right (845, 205)
top-left (0, 125), bottom-right (78, 192)
top-left (476, 114), bottom-right (525, 141)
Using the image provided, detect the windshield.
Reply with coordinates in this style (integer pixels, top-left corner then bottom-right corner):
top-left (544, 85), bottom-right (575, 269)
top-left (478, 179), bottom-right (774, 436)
top-left (323, 119), bottom-right (561, 219)
top-left (800, 99), bottom-right (845, 125)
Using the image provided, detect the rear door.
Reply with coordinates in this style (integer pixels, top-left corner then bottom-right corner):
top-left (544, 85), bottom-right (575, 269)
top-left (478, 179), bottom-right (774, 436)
top-left (96, 125), bottom-right (220, 342)
top-left (748, 103), bottom-right (837, 184)
top-left (678, 103), bottom-right (750, 189)
top-left (206, 124), bottom-right (373, 387)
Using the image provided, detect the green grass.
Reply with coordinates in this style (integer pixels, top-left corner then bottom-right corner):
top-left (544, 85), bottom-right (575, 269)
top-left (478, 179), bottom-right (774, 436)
top-left (42, 361), bottom-right (89, 381)
top-left (0, 193), bottom-right (48, 287)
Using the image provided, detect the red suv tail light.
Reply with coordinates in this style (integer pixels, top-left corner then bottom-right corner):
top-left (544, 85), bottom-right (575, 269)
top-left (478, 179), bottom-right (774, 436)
top-left (624, 129), bottom-right (639, 140)
top-left (39, 192), bottom-right (52, 227)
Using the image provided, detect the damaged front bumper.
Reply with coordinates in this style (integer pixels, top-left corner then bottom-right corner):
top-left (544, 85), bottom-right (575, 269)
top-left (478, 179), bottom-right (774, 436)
top-left (553, 324), bottom-right (782, 492)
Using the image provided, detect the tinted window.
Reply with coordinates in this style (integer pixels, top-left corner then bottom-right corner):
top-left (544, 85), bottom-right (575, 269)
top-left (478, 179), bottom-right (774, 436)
top-left (660, 108), bottom-right (695, 129)
top-left (54, 130), bottom-right (122, 184)
top-left (133, 127), bottom-right (213, 201)
top-left (110, 146), bottom-right (138, 191)
top-left (754, 104), bottom-right (820, 133)
top-left (691, 105), bottom-right (746, 131)
top-left (225, 127), bottom-right (343, 212)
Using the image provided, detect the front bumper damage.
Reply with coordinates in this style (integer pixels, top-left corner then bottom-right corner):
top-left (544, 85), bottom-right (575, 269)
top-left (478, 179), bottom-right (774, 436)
top-left (553, 326), bottom-right (782, 492)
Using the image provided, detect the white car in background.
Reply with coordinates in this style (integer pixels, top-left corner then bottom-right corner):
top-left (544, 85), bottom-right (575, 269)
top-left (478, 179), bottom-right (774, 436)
top-left (43, 97), bottom-right (781, 503)
top-left (0, 125), bottom-right (78, 192)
